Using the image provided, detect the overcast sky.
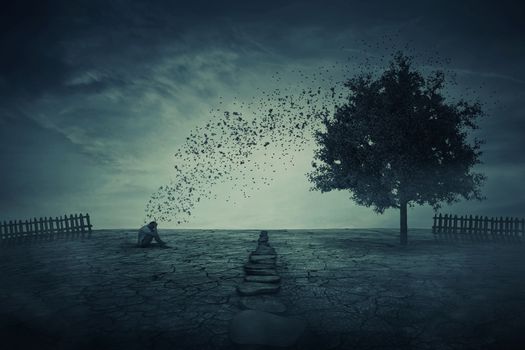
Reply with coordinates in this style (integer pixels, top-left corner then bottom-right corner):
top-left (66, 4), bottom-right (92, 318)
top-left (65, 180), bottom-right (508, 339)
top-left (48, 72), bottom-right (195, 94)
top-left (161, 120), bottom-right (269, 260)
top-left (1, 0), bottom-right (524, 229)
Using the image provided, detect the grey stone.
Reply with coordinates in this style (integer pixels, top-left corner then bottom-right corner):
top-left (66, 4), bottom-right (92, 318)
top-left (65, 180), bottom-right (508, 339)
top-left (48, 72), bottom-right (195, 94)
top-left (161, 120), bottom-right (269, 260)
top-left (229, 310), bottom-right (306, 347)
top-left (249, 254), bottom-right (276, 263)
top-left (245, 275), bottom-right (281, 283)
top-left (252, 246), bottom-right (276, 255)
top-left (244, 269), bottom-right (278, 276)
top-left (244, 263), bottom-right (275, 270)
top-left (249, 259), bottom-right (275, 266)
top-left (239, 296), bottom-right (287, 313)
top-left (236, 282), bottom-right (280, 296)
top-left (249, 259), bottom-right (275, 265)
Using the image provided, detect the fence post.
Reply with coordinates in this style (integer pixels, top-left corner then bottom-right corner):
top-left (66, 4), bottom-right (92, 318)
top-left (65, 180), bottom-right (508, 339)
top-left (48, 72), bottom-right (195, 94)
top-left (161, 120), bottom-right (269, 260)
top-left (437, 214), bottom-right (443, 234)
top-left (15, 220), bottom-right (20, 239)
top-left (1, 221), bottom-right (5, 240)
top-left (39, 217), bottom-right (44, 238)
top-left (514, 218), bottom-right (519, 241)
top-left (8, 220), bottom-right (13, 239)
top-left (64, 215), bottom-right (70, 233)
top-left (44, 217), bottom-right (49, 236)
top-left (74, 214), bottom-right (80, 233)
top-left (9, 220), bottom-right (15, 239)
top-left (443, 214), bottom-right (449, 235)
top-left (453, 215), bottom-right (458, 234)
top-left (4, 221), bottom-right (8, 240)
top-left (69, 214), bottom-right (75, 234)
top-left (499, 217), bottom-right (504, 240)
top-left (79, 214), bottom-right (86, 233)
top-left (86, 213), bottom-right (92, 234)
top-left (493, 217), bottom-right (498, 240)
top-left (58, 216), bottom-right (64, 234)
top-left (472, 215), bottom-right (479, 240)
top-left (32, 217), bottom-right (37, 237)
top-left (17, 220), bottom-right (24, 238)
top-left (10, 220), bottom-right (17, 239)
top-left (432, 215), bottom-right (437, 234)
top-left (54, 217), bottom-right (59, 234)
top-left (48, 217), bottom-right (54, 238)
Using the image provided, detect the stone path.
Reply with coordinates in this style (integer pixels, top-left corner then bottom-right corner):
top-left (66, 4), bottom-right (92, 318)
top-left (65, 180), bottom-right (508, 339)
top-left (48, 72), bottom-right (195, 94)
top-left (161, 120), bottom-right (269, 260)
top-left (1, 229), bottom-right (525, 349)
top-left (231, 231), bottom-right (304, 348)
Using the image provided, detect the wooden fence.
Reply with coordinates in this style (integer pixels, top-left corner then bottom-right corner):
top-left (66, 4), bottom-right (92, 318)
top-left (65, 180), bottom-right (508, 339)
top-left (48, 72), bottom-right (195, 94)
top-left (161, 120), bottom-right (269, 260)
top-left (0, 213), bottom-right (92, 241)
top-left (432, 214), bottom-right (525, 241)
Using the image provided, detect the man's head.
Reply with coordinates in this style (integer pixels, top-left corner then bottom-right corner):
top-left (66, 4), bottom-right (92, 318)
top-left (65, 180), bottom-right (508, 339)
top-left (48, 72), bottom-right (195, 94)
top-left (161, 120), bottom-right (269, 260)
top-left (148, 221), bottom-right (158, 230)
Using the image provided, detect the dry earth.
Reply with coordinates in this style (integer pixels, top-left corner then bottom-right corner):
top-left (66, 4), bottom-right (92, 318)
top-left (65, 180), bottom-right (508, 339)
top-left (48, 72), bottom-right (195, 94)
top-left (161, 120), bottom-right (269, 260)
top-left (1, 229), bottom-right (524, 350)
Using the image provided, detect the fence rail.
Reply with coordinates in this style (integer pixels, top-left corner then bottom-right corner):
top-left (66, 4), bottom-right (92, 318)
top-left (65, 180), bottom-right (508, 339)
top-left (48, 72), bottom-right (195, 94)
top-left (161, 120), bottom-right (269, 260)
top-left (0, 213), bottom-right (92, 240)
top-left (432, 214), bottom-right (525, 241)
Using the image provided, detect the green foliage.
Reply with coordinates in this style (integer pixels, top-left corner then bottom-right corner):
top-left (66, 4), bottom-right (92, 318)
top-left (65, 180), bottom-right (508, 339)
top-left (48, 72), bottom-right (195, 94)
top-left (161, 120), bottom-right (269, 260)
top-left (308, 52), bottom-right (486, 214)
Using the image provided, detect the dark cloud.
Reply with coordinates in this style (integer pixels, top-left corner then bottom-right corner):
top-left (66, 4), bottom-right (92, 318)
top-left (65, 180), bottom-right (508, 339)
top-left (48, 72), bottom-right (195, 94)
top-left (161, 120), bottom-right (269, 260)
top-left (0, 0), bottom-right (524, 227)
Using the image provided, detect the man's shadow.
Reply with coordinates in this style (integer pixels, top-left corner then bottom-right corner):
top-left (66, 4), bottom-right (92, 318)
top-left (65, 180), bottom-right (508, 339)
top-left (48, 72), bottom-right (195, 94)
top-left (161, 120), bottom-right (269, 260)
top-left (137, 243), bottom-right (172, 249)
top-left (120, 242), bottom-right (173, 250)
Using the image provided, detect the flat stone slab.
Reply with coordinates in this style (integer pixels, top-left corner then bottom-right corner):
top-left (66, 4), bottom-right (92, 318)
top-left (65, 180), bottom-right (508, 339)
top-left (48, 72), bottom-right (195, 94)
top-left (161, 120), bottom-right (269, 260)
top-left (229, 310), bottom-right (306, 347)
top-left (239, 296), bottom-right (287, 313)
top-left (245, 269), bottom-right (278, 276)
top-left (245, 275), bottom-right (281, 283)
top-left (244, 262), bottom-right (275, 271)
top-left (236, 282), bottom-right (280, 296)
top-left (249, 254), bottom-right (276, 263)
top-left (249, 259), bottom-right (276, 265)
top-left (252, 247), bottom-right (276, 255)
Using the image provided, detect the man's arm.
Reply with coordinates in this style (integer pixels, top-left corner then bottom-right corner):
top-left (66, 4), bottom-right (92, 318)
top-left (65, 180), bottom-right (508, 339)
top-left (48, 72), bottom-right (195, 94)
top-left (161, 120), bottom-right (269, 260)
top-left (151, 228), bottom-right (167, 245)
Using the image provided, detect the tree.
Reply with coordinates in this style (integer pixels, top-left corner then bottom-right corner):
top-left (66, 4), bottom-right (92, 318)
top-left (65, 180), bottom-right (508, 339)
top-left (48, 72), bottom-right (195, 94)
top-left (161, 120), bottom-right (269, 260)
top-left (308, 52), bottom-right (485, 245)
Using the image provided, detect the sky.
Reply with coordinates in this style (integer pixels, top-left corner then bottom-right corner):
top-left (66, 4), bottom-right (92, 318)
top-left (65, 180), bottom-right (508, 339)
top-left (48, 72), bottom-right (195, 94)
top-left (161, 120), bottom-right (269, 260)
top-left (1, 0), bottom-right (524, 229)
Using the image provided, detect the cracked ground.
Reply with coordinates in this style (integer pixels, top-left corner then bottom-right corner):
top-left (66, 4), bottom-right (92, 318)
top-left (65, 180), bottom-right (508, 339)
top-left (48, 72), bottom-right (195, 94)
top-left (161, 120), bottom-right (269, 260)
top-left (1, 229), bottom-right (524, 350)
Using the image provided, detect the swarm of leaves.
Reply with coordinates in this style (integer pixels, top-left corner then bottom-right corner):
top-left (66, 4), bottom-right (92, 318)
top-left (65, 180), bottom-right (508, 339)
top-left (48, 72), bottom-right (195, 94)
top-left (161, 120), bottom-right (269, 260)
top-left (145, 67), bottom-right (346, 224)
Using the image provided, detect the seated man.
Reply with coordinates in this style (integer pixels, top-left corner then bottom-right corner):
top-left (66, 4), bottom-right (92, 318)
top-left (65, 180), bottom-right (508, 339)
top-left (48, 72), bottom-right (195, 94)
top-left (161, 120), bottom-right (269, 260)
top-left (138, 221), bottom-right (167, 247)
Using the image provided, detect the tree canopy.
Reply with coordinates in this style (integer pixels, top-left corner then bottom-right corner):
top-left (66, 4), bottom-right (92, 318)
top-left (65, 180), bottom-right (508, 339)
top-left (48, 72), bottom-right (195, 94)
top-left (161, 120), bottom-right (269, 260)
top-left (308, 52), bottom-right (486, 244)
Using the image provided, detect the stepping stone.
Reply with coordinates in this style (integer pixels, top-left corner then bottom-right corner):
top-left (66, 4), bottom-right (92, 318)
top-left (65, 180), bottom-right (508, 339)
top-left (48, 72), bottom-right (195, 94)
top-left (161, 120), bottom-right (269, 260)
top-left (258, 236), bottom-right (269, 243)
top-left (245, 269), bottom-right (278, 276)
top-left (229, 310), bottom-right (306, 347)
top-left (260, 230), bottom-right (268, 236)
top-left (249, 254), bottom-right (276, 262)
top-left (249, 259), bottom-right (275, 265)
top-left (253, 247), bottom-right (275, 255)
top-left (249, 256), bottom-right (276, 265)
top-left (244, 263), bottom-right (275, 270)
top-left (245, 275), bottom-right (281, 283)
top-left (237, 282), bottom-right (280, 296)
top-left (239, 296), bottom-right (287, 313)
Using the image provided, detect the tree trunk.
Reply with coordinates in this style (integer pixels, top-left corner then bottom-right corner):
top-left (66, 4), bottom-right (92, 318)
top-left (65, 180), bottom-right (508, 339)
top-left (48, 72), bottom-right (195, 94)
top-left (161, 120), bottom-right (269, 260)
top-left (400, 201), bottom-right (408, 245)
